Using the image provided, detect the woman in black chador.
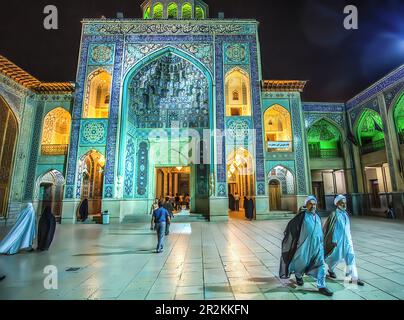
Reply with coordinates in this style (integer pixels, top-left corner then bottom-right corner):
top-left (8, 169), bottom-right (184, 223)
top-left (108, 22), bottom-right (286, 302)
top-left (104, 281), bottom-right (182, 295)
top-left (78, 199), bottom-right (89, 222)
top-left (245, 197), bottom-right (255, 221)
top-left (37, 207), bottom-right (56, 251)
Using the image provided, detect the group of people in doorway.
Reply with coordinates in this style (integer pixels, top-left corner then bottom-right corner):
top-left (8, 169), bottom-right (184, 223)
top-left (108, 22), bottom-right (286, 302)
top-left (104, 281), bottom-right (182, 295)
top-left (151, 193), bottom-right (191, 215)
top-left (280, 194), bottom-right (365, 297)
top-left (0, 203), bottom-right (57, 282)
top-left (229, 193), bottom-right (255, 221)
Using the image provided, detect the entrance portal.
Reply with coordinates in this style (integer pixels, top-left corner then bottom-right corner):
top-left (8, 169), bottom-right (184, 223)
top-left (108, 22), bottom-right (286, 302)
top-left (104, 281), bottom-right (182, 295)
top-left (269, 180), bottom-right (281, 211)
top-left (155, 167), bottom-right (191, 211)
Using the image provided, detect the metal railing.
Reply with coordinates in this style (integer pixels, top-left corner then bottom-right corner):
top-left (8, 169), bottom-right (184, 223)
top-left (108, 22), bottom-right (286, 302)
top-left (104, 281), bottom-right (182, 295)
top-left (41, 144), bottom-right (68, 156)
top-left (309, 148), bottom-right (342, 159)
top-left (360, 140), bottom-right (385, 155)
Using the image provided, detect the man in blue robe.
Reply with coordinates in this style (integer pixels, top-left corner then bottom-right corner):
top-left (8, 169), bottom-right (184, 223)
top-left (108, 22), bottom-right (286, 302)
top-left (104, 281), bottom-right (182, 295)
top-left (280, 196), bottom-right (333, 296)
top-left (324, 195), bottom-right (364, 286)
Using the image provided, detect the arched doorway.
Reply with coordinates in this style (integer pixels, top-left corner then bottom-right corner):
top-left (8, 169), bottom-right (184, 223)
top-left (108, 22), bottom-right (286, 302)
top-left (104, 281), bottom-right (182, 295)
top-left (0, 96), bottom-right (18, 217)
top-left (393, 92), bottom-right (404, 151)
top-left (268, 166), bottom-right (296, 212)
top-left (227, 148), bottom-right (255, 218)
top-left (307, 118), bottom-right (347, 210)
top-left (356, 109), bottom-right (390, 212)
top-left (120, 47), bottom-right (213, 216)
top-left (269, 179), bottom-right (281, 210)
top-left (35, 170), bottom-right (65, 223)
top-left (78, 150), bottom-right (105, 216)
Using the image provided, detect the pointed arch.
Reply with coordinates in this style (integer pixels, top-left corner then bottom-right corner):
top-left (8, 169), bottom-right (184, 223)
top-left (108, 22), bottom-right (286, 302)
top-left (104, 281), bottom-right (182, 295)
top-left (182, 2), bottom-right (192, 19)
top-left (225, 67), bottom-right (252, 116)
top-left (264, 104), bottom-right (293, 152)
top-left (41, 107), bottom-right (71, 155)
top-left (83, 68), bottom-right (112, 119)
top-left (307, 118), bottom-right (343, 158)
top-left (153, 2), bottom-right (164, 19)
top-left (167, 2), bottom-right (178, 19)
top-left (355, 108), bottom-right (385, 154)
top-left (35, 169), bottom-right (65, 221)
top-left (267, 165), bottom-right (295, 195)
top-left (195, 5), bottom-right (205, 19)
top-left (392, 92), bottom-right (404, 145)
top-left (227, 147), bottom-right (256, 201)
top-left (119, 46), bottom-right (214, 177)
top-left (0, 95), bottom-right (18, 217)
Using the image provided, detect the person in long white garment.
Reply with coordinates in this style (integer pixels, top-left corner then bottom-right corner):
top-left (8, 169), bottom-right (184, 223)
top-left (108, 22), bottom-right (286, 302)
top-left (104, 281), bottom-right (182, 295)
top-left (280, 196), bottom-right (333, 297)
top-left (323, 195), bottom-right (365, 286)
top-left (0, 203), bottom-right (36, 255)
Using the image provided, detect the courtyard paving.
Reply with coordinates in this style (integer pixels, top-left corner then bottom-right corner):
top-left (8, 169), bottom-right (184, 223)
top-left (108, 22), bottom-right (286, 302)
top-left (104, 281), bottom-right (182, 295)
top-left (1, 216), bottom-right (404, 300)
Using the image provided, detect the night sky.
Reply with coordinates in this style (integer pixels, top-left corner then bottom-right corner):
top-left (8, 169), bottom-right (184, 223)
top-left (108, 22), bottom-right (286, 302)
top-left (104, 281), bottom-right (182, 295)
top-left (0, 0), bottom-right (403, 102)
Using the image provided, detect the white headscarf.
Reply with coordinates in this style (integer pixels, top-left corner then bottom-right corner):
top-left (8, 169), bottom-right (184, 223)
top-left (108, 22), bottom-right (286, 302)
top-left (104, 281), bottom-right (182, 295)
top-left (334, 195), bottom-right (346, 206)
top-left (305, 195), bottom-right (318, 206)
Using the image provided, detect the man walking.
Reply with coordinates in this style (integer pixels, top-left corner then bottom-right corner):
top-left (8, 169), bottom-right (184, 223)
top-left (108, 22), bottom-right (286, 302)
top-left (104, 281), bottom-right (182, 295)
top-left (163, 197), bottom-right (175, 236)
top-left (280, 196), bottom-right (333, 297)
top-left (323, 195), bottom-right (364, 286)
top-left (152, 202), bottom-right (171, 253)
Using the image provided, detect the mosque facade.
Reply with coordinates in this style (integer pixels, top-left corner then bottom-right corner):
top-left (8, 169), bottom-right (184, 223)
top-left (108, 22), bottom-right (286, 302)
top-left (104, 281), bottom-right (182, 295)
top-left (0, 0), bottom-right (403, 224)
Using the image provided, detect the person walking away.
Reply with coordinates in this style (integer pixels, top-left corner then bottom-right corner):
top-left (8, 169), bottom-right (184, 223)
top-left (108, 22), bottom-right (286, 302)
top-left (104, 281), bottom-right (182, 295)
top-left (152, 202), bottom-right (171, 253)
top-left (150, 199), bottom-right (159, 230)
top-left (163, 197), bottom-right (175, 235)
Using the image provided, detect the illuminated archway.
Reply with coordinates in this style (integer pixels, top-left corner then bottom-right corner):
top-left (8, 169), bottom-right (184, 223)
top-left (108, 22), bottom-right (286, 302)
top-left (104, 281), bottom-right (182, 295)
top-left (83, 69), bottom-right (112, 119)
top-left (167, 3), bottom-right (178, 19)
top-left (182, 2), bottom-right (192, 19)
top-left (356, 109), bottom-right (385, 155)
top-left (308, 119), bottom-right (342, 158)
top-left (227, 148), bottom-right (255, 213)
top-left (35, 170), bottom-right (65, 222)
top-left (268, 166), bottom-right (295, 211)
top-left (264, 105), bottom-right (293, 152)
top-left (0, 96), bottom-right (18, 218)
top-left (144, 6), bottom-right (151, 19)
top-left (153, 3), bottom-right (164, 19)
top-left (195, 5), bottom-right (205, 19)
top-left (41, 107), bottom-right (71, 155)
top-left (393, 93), bottom-right (404, 145)
top-left (225, 68), bottom-right (252, 117)
top-left (78, 150), bottom-right (105, 216)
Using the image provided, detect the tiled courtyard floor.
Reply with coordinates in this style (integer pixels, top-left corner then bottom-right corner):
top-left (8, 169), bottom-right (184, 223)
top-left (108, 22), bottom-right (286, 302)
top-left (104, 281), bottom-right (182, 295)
top-left (1, 216), bottom-right (404, 300)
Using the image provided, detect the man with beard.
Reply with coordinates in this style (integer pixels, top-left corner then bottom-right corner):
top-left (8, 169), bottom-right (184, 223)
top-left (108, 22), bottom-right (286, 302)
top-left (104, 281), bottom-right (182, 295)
top-left (279, 196), bottom-right (333, 297)
top-left (323, 195), bottom-right (364, 286)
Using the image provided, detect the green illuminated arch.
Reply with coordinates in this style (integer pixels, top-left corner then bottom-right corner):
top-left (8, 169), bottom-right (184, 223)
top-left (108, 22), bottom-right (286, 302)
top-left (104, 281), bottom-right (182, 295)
top-left (195, 6), bottom-right (205, 19)
top-left (356, 109), bottom-right (385, 145)
top-left (153, 3), bottom-right (163, 19)
top-left (167, 3), bottom-right (178, 19)
top-left (182, 3), bottom-right (192, 19)
top-left (393, 93), bottom-right (404, 144)
top-left (144, 7), bottom-right (151, 19)
top-left (308, 119), bottom-right (342, 158)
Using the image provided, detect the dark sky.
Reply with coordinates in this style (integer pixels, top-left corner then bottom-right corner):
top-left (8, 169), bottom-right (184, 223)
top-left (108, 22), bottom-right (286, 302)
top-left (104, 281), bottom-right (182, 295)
top-left (0, 0), bottom-right (403, 102)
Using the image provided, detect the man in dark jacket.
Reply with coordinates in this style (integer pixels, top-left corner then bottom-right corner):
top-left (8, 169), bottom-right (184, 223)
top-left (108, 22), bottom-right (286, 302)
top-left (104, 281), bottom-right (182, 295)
top-left (279, 196), bottom-right (333, 297)
top-left (163, 197), bottom-right (174, 236)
